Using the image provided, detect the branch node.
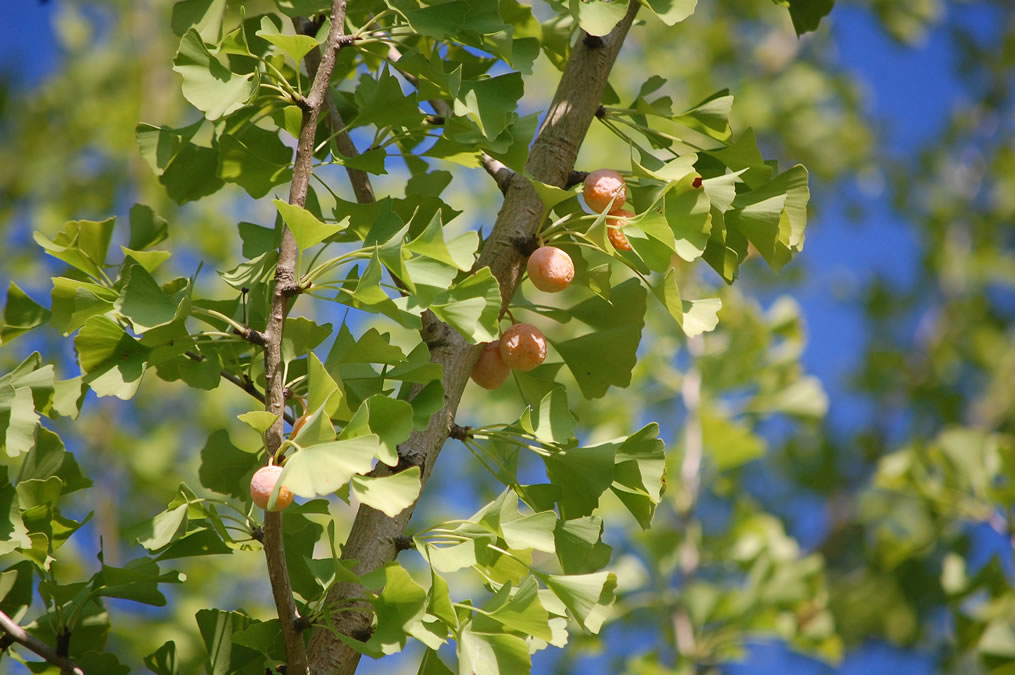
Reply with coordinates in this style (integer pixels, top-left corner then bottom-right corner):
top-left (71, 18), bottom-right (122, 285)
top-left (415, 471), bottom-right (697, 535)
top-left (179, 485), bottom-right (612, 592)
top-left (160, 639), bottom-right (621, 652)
top-left (0, 609), bottom-right (84, 674)
top-left (595, 104), bottom-right (607, 119)
top-left (583, 33), bottom-right (604, 49)
top-left (566, 170), bottom-right (589, 189)
top-left (480, 155), bottom-right (515, 194)
top-left (395, 450), bottom-right (425, 474)
top-left (279, 281), bottom-right (302, 297)
top-left (424, 114), bottom-right (446, 125)
top-left (252, 526), bottom-right (264, 543)
top-left (425, 337), bottom-right (448, 351)
top-left (56, 628), bottom-right (70, 658)
top-left (350, 626), bottom-right (374, 643)
top-left (294, 615), bottom-right (312, 633)
top-left (449, 424), bottom-right (473, 441)
top-left (393, 535), bottom-right (416, 552)
top-left (514, 235), bottom-right (541, 257)
top-left (234, 327), bottom-right (268, 346)
top-left (294, 15), bottom-right (326, 36)
top-left (421, 317), bottom-right (452, 353)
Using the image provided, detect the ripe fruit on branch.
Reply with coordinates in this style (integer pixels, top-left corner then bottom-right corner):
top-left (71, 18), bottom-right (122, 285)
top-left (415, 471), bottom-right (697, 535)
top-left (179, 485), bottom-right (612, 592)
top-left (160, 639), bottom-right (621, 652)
top-left (607, 209), bottom-right (635, 252)
top-left (250, 465), bottom-right (294, 511)
top-left (471, 340), bottom-right (511, 390)
top-left (527, 246), bottom-right (575, 293)
top-left (500, 323), bottom-right (548, 372)
top-left (583, 169), bottom-right (626, 213)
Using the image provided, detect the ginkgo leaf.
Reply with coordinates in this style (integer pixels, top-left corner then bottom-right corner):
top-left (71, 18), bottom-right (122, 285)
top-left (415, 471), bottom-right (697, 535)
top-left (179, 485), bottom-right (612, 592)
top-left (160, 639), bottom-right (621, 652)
top-left (281, 435), bottom-right (382, 498)
top-left (351, 467), bottom-right (422, 517)
top-left (273, 200), bottom-right (347, 250)
top-left (542, 571), bottom-right (617, 633)
top-left (172, 29), bottom-right (257, 120)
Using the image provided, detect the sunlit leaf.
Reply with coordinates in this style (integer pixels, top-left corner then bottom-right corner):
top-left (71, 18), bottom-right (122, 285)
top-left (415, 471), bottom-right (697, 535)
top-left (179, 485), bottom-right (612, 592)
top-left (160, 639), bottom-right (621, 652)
top-left (458, 624), bottom-right (531, 675)
top-left (255, 15), bottom-right (321, 62)
top-left (282, 435), bottom-right (382, 498)
top-left (569, 0), bottom-right (629, 36)
top-left (542, 571), bottom-right (617, 633)
top-left (351, 467), bottom-right (422, 517)
top-left (172, 29), bottom-right (257, 120)
top-left (273, 200), bottom-right (347, 250)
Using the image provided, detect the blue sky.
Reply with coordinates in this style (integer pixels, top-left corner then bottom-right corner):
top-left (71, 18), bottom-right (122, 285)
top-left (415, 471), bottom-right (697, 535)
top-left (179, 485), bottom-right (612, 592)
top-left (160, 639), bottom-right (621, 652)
top-left (0, 1), bottom-right (1003, 673)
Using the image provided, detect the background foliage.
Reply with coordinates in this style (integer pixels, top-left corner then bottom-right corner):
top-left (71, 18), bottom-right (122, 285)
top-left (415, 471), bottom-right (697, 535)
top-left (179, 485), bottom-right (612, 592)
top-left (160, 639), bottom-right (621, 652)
top-left (0, 0), bottom-right (1013, 673)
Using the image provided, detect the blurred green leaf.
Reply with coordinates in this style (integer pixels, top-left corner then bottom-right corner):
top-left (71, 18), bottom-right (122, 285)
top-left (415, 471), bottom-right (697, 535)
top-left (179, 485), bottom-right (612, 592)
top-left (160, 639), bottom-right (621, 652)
top-left (773, 0), bottom-right (835, 36)
top-left (1, 282), bottom-right (50, 345)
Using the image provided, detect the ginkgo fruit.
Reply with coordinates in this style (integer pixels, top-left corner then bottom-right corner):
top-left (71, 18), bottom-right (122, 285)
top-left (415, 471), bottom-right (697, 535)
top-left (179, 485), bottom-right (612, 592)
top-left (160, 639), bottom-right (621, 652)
top-left (471, 340), bottom-right (511, 389)
top-left (499, 323), bottom-right (548, 372)
top-left (250, 465), bottom-right (294, 511)
top-left (583, 169), bottom-right (626, 213)
top-left (527, 246), bottom-right (575, 292)
top-left (607, 209), bottom-right (635, 252)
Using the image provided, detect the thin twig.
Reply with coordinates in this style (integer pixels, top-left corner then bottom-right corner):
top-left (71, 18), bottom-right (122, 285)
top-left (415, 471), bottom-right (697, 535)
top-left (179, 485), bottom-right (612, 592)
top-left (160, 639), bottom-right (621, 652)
top-left (0, 610), bottom-right (84, 675)
top-left (261, 3), bottom-right (352, 674)
top-left (297, 18), bottom-right (377, 205)
top-left (385, 45), bottom-right (515, 194)
top-left (183, 352), bottom-right (295, 425)
top-left (192, 307), bottom-right (267, 345)
top-left (298, 27), bottom-right (424, 301)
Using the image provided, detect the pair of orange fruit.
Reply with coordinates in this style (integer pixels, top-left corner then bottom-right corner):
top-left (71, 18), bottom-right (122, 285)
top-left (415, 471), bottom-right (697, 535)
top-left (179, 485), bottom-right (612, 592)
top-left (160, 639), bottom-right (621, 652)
top-left (472, 170), bottom-right (635, 390)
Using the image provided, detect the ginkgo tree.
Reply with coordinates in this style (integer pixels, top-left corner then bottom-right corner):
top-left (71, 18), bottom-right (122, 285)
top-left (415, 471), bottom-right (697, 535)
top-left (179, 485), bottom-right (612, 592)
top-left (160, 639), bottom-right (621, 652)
top-left (0, 0), bottom-right (832, 673)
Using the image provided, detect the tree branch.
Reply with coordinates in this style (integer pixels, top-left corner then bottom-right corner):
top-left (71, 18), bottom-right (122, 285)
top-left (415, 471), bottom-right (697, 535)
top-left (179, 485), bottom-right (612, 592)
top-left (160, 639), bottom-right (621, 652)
top-left (306, 5), bottom-right (641, 672)
top-left (0, 610), bottom-right (84, 675)
top-left (297, 18), bottom-right (377, 205)
top-left (673, 335), bottom-right (703, 662)
top-left (261, 3), bottom-right (351, 674)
